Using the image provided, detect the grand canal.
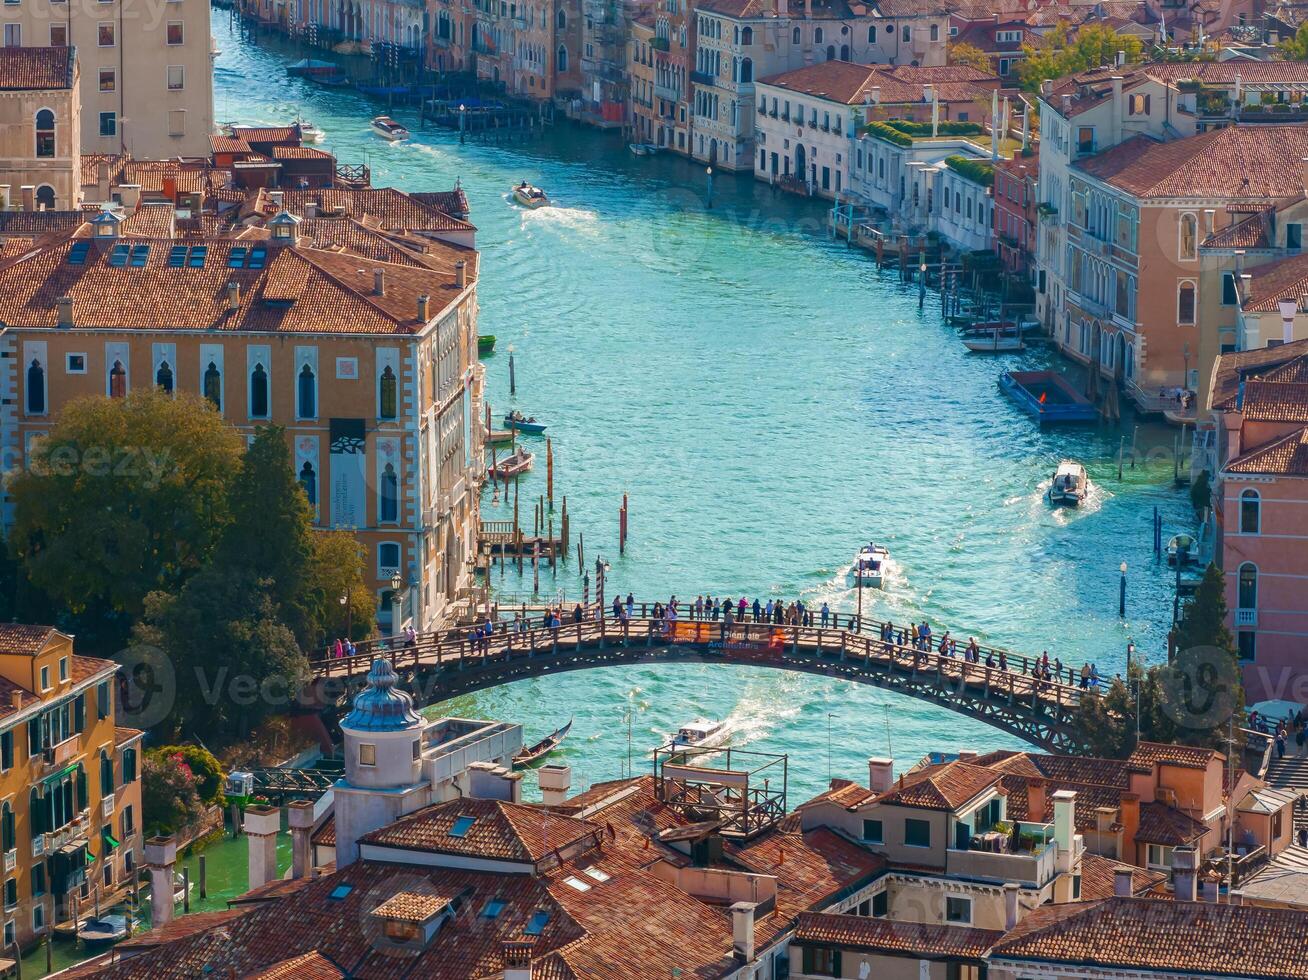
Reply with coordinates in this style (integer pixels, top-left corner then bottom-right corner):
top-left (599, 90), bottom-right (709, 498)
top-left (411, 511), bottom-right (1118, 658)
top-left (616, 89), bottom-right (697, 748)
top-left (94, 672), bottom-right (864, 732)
top-left (214, 12), bottom-right (1192, 803)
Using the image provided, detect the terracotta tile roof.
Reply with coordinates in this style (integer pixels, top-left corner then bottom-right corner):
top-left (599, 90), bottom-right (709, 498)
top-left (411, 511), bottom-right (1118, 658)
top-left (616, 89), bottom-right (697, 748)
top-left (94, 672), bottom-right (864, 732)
top-left (0, 624), bottom-right (55, 655)
top-left (0, 46), bottom-right (75, 90)
top-left (0, 211), bottom-right (84, 237)
top-left (760, 60), bottom-right (887, 104)
top-left (370, 890), bottom-right (451, 922)
top-left (310, 814), bottom-right (335, 847)
top-left (1203, 210), bottom-right (1272, 249)
top-left (0, 235), bottom-right (465, 335)
top-left (1210, 338), bottom-right (1308, 410)
top-left (0, 677), bottom-right (41, 722)
top-left (411, 189), bottom-right (471, 219)
top-left (228, 875), bottom-right (317, 907)
top-left (1237, 251), bottom-right (1308, 312)
top-left (761, 61), bottom-right (997, 106)
top-left (999, 775), bottom-right (1125, 830)
top-left (243, 951), bottom-right (345, 979)
top-left (278, 188), bottom-right (476, 234)
top-left (360, 797), bottom-right (602, 863)
top-left (114, 726), bottom-right (144, 746)
top-left (875, 761), bottom-right (1001, 811)
top-left (1077, 853), bottom-right (1169, 901)
top-left (794, 912), bottom-right (1002, 959)
top-left (122, 205), bottom-right (176, 238)
top-left (210, 134), bottom-right (253, 155)
top-left (1227, 426), bottom-right (1308, 476)
top-left (270, 145), bottom-right (334, 160)
top-left (116, 908), bottom-right (251, 950)
top-left (797, 777), bottom-right (879, 810)
top-left (71, 654), bottom-right (116, 684)
top-left (1135, 801), bottom-right (1208, 846)
top-left (1237, 380), bottom-right (1308, 424)
top-left (1126, 741), bottom-right (1219, 773)
top-left (1075, 126), bottom-right (1308, 200)
top-left (230, 125), bottom-right (301, 144)
top-left (990, 897), bottom-right (1308, 979)
top-left (1047, 61), bottom-right (1308, 118)
top-left (531, 953), bottom-right (580, 980)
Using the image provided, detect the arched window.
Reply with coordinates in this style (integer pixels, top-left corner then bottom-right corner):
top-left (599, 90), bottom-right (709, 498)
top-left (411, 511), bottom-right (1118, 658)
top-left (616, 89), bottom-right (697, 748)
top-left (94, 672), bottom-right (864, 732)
top-left (298, 364), bottom-right (316, 418)
top-left (792, 26), bottom-right (801, 43)
top-left (1179, 213), bottom-right (1197, 260)
top-left (868, 24), bottom-right (876, 42)
top-left (741, 25), bottom-right (752, 44)
top-left (557, 44), bottom-right (567, 72)
top-left (556, 7), bottom-right (565, 28)
top-left (156, 361), bottom-right (173, 393)
top-left (840, 44), bottom-right (849, 59)
top-left (1238, 562), bottom-right (1258, 610)
top-left (26, 359), bottom-right (44, 415)
top-left (299, 462), bottom-right (317, 506)
top-left (1, 801), bottom-right (12, 853)
top-left (826, 44), bottom-right (835, 60)
top-left (100, 749), bottom-right (114, 795)
top-left (28, 789), bottom-right (42, 840)
top-left (814, 27), bottom-right (823, 42)
top-left (1240, 488), bottom-right (1260, 534)
top-left (122, 747), bottom-right (136, 782)
top-left (203, 361), bottom-right (221, 409)
top-left (35, 109), bottom-right (55, 158)
top-left (380, 463), bottom-right (399, 522)
top-left (930, 23), bottom-right (939, 40)
top-left (35, 185), bottom-right (55, 210)
top-left (109, 360), bottom-right (126, 398)
top-left (740, 57), bottom-right (752, 82)
top-left (379, 365), bottom-right (397, 419)
top-left (1178, 282), bottom-right (1196, 324)
top-left (249, 363), bottom-right (268, 418)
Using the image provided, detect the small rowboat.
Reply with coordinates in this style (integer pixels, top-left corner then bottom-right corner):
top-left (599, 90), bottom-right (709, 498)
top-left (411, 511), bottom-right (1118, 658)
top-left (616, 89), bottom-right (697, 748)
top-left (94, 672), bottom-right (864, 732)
top-left (486, 428), bottom-right (515, 445)
top-left (1167, 533), bottom-right (1198, 566)
top-left (629, 142), bottom-right (658, 156)
top-left (513, 718), bottom-right (573, 769)
top-left (478, 334), bottom-right (497, 355)
top-left (504, 411), bottom-right (546, 434)
top-left (963, 325), bottom-right (1024, 352)
top-left (488, 446), bottom-right (533, 479)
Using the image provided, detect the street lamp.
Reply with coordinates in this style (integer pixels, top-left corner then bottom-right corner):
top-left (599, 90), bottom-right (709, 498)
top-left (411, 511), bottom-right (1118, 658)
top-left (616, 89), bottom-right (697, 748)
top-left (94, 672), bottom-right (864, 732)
top-left (705, 165), bottom-right (713, 210)
top-left (391, 570), bottom-right (404, 638)
top-left (1126, 638), bottom-right (1135, 669)
top-left (459, 103), bottom-right (467, 144)
top-left (339, 591), bottom-right (352, 640)
top-left (1119, 562), bottom-right (1128, 617)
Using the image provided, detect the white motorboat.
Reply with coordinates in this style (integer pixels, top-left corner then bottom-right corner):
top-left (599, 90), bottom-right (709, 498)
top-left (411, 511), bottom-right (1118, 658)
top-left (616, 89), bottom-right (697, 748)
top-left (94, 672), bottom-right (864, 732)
top-left (671, 720), bottom-right (732, 754)
top-left (370, 115), bottom-right (409, 141)
top-left (297, 118), bottom-right (325, 143)
top-left (1048, 460), bottom-right (1089, 506)
top-left (512, 182), bottom-right (550, 208)
top-left (1167, 533), bottom-right (1198, 566)
top-left (848, 543), bottom-right (890, 589)
top-left (963, 324), bottom-right (1025, 352)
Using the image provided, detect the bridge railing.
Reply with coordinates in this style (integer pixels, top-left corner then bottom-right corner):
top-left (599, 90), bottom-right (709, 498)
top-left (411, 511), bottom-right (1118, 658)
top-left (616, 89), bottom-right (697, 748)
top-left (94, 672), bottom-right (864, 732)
top-left (310, 614), bottom-right (1088, 713)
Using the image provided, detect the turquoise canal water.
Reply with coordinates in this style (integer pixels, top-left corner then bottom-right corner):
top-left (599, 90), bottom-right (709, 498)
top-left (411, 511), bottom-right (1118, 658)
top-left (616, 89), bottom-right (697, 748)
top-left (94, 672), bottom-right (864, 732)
top-left (213, 14), bottom-right (1194, 804)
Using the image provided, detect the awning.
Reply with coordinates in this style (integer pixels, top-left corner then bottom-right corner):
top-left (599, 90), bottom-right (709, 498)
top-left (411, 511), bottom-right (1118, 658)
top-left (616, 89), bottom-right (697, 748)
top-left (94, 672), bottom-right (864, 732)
top-left (41, 763), bottom-right (78, 786)
top-left (101, 828), bottom-right (119, 850)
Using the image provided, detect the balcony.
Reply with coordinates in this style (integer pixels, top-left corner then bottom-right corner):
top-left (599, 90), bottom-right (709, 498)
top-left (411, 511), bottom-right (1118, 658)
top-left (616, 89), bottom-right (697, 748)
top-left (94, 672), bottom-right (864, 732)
top-left (654, 83), bottom-right (678, 102)
top-left (945, 822), bottom-right (1058, 887)
top-left (690, 70), bottom-right (715, 86)
top-left (650, 36), bottom-right (669, 51)
top-left (1237, 608), bottom-right (1257, 627)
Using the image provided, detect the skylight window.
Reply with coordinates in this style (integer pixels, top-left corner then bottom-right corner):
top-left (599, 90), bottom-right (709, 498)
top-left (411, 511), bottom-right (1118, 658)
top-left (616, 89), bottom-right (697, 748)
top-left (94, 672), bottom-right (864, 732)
top-left (227, 247), bottom-right (248, 268)
top-left (448, 815), bottom-right (476, 838)
top-left (562, 876), bottom-right (591, 892)
top-left (129, 244), bottom-right (149, 267)
top-left (247, 247), bottom-right (267, 269)
top-left (525, 910), bottom-right (549, 936)
top-left (107, 243), bottom-right (130, 267)
top-left (167, 244), bottom-right (188, 268)
top-left (67, 241), bottom-right (90, 266)
top-left (582, 867), bottom-right (611, 883)
top-left (328, 884), bottom-right (353, 900)
top-left (482, 898), bottom-right (505, 919)
top-left (187, 245), bottom-right (208, 268)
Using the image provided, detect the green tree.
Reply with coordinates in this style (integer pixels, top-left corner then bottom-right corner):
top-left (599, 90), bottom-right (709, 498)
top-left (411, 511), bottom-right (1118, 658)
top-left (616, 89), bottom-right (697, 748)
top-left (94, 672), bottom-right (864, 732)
top-left (154, 744), bottom-right (226, 806)
top-left (1190, 469), bottom-right (1211, 514)
top-left (1174, 563), bottom-right (1235, 656)
top-left (1279, 22), bottom-right (1308, 59)
top-left (948, 41), bottom-right (994, 73)
top-left (306, 531), bottom-right (378, 645)
top-left (141, 749), bottom-right (204, 838)
top-left (1017, 24), bottom-right (1143, 92)
top-left (8, 390), bottom-right (242, 652)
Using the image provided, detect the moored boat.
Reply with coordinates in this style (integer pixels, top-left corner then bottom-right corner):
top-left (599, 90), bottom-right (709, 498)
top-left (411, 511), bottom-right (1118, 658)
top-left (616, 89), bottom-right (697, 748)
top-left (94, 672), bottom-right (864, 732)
top-left (1048, 460), bottom-right (1089, 506)
top-left (628, 142), bottom-right (658, 156)
top-left (77, 914), bottom-right (129, 946)
top-left (370, 115), bottom-right (410, 141)
top-left (486, 427), bottom-right (515, 445)
top-left (513, 718), bottom-right (573, 769)
top-left (1167, 533), bottom-right (1198, 566)
top-left (512, 182), bottom-right (550, 208)
top-left (848, 543), bottom-right (890, 588)
top-left (504, 410), bottom-right (546, 434)
top-left (488, 446), bottom-right (534, 479)
top-left (286, 57), bottom-right (338, 77)
top-left (999, 370), bottom-right (1098, 425)
top-left (478, 334), bottom-right (497, 355)
top-left (963, 324), bottom-right (1025, 352)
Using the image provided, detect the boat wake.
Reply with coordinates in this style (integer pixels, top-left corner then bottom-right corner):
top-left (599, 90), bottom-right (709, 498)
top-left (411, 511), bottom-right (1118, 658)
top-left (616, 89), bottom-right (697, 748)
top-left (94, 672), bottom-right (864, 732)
top-left (1031, 473), bottom-right (1112, 522)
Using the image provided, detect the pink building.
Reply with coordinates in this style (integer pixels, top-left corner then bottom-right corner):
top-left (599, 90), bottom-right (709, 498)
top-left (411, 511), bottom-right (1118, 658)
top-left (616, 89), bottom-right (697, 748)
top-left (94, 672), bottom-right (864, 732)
top-left (1208, 337), bottom-right (1308, 704)
top-left (993, 149), bottom-right (1037, 279)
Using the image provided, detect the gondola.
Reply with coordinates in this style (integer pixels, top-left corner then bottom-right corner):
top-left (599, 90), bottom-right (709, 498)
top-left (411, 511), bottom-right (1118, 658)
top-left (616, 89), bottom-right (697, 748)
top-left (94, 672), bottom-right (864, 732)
top-left (513, 718), bottom-right (573, 769)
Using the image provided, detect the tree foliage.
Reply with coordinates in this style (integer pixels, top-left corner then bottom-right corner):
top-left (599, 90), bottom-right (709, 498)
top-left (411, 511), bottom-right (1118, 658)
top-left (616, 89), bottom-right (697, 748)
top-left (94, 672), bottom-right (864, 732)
top-left (1174, 563), bottom-right (1235, 656)
top-left (1279, 23), bottom-right (1308, 60)
top-left (948, 41), bottom-right (995, 73)
top-left (8, 390), bottom-right (242, 652)
top-left (141, 749), bottom-right (205, 838)
top-left (153, 744), bottom-right (226, 807)
top-left (306, 531), bottom-right (379, 644)
top-left (1017, 24), bottom-right (1144, 92)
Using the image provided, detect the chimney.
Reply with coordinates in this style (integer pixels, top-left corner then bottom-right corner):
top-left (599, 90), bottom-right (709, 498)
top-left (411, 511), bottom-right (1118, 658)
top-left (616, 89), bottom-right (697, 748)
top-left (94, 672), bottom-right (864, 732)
top-left (56, 296), bottom-right (73, 329)
top-left (1061, 94), bottom-right (1072, 115)
top-left (20, 185), bottom-right (34, 213)
top-left (305, 201), bottom-right (319, 218)
top-left (1117, 794), bottom-right (1140, 860)
top-left (1003, 882), bottom-right (1020, 930)
top-left (1116, 48), bottom-right (1126, 67)
top-left (538, 764), bottom-right (572, 807)
top-left (923, 83), bottom-right (933, 104)
top-left (870, 86), bottom-right (881, 104)
top-left (8, 691), bottom-right (20, 711)
top-left (97, 160), bottom-right (110, 202)
top-left (119, 183), bottom-right (141, 209)
top-left (244, 805), bottom-right (281, 891)
top-left (455, 260), bottom-right (467, 288)
top-left (804, 0), bottom-right (812, 18)
top-left (731, 902), bottom-right (756, 963)
top-left (1113, 865), bottom-right (1134, 897)
top-left (1052, 789), bottom-right (1077, 868)
top-left (1172, 844), bottom-right (1198, 901)
top-left (1229, 889), bottom-right (1244, 906)
top-left (868, 757), bottom-right (894, 794)
top-left (227, 281), bottom-right (241, 312)
top-left (1026, 778), bottom-right (1047, 822)
top-left (417, 294), bottom-right (432, 321)
top-left (503, 940), bottom-right (533, 980)
top-left (144, 837), bottom-right (178, 927)
top-left (1109, 76), bottom-right (1124, 146)
top-left (269, 190), bottom-right (284, 206)
top-left (0, 185), bottom-right (9, 210)
top-left (287, 800), bottom-right (315, 880)
top-left (373, 269), bottom-right (386, 296)
top-left (1201, 878), bottom-right (1219, 902)
top-left (466, 761), bottom-right (523, 803)
top-left (1205, 208), bottom-right (1217, 239)
top-left (1281, 298), bottom-right (1298, 344)
top-left (1040, 78), bottom-right (1053, 98)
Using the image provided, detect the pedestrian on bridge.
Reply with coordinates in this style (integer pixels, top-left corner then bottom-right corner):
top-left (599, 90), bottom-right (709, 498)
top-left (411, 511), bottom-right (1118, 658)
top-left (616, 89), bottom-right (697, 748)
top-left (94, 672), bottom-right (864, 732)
top-left (821, 602), bottom-right (830, 627)
top-left (694, 596), bottom-right (704, 620)
top-left (627, 594), bottom-right (635, 618)
top-left (573, 604), bottom-right (584, 624)
top-left (765, 599), bottom-right (774, 622)
top-left (332, 638), bottom-right (344, 659)
top-left (738, 597), bottom-right (748, 621)
top-left (752, 598), bottom-right (762, 622)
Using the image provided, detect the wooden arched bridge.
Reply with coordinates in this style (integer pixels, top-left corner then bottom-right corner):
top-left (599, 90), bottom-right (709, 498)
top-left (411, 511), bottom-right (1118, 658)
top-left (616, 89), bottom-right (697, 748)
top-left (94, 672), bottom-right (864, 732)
top-left (310, 606), bottom-right (1098, 753)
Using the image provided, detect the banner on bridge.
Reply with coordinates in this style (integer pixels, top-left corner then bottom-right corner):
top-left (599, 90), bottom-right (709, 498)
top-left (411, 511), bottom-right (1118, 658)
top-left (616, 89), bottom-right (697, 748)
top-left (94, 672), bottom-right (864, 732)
top-left (666, 622), bottom-right (786, 659)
